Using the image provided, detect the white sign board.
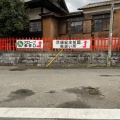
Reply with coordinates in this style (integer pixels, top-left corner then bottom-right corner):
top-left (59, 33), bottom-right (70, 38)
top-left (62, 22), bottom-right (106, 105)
top-left (53, 40), bottom-right (90, 49)
top-left (17, 40), bottom-right (43, 49)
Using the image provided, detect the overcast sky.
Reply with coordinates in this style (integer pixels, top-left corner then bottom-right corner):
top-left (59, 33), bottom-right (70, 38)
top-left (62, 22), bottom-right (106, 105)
top-left (65, 0), bottom-right (110, 12)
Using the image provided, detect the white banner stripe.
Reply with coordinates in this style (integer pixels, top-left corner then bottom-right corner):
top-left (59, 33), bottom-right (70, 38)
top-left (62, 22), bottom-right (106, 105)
top-left (0, 108), bottom-right (119, 119)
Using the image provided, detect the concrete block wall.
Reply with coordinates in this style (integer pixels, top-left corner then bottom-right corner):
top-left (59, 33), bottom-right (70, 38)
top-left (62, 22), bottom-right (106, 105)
top-left (0, 52), bottom-right (120, 67)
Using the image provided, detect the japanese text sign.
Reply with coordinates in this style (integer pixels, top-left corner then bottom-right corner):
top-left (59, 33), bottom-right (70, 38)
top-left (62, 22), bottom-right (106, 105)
top-left (53, 40), bottom-right (90, 49)
top-left (17, 40), bottom-right (43, 49)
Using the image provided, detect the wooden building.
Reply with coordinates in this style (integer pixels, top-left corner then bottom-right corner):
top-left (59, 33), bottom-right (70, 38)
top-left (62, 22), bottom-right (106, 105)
top-left (77, 0), bottom-right (120, 38)
top-left (24, 0), bottom-right (69, 37)
top-left (25, 0), bottom-right (120, 38)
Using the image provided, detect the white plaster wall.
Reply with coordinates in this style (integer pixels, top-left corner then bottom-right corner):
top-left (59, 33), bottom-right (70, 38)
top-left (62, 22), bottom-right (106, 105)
top-left (43, 8), bottom-right (51, 13)
top-left (24, 0), bottom-right (31, 2)
top-left (28, 8), bottom-right (41, 20)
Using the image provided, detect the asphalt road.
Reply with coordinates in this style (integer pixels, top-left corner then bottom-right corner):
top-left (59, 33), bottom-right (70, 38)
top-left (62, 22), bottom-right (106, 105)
top-left (0, 67), bottom-right (120, 120)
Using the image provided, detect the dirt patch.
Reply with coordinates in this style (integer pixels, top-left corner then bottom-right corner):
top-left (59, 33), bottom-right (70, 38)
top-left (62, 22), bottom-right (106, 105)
top-left (0, 89), bottom-right (35, 103)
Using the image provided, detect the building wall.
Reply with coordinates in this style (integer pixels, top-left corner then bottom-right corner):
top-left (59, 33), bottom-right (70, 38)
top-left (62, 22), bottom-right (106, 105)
top-left (43, 8), bottom-right (51, 13)
top-left (93, 9), bottom-right (120, 38)
top-left (59, 8), bottom-right (120, 38)
top-left (26, 2), bottom-right (120, 38)
top-left (24, 0), bottom-right (31, 2)
top-left (43, 17), bottom-right (59, 38)
top-left (51, 18), bottom-right (59, 38)
top-left (43, 17), bottom-right (52, 38)
top-left (113, 9), bottom-right (120, 37)
top-left (28, 7), bottom-right (41, 20)
top-left (59, 33), bottom-right (91, 38)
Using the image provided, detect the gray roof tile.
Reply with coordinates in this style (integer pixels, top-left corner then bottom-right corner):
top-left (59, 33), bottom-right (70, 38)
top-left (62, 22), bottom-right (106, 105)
top-left (78, 0), bottom-right (120, 9)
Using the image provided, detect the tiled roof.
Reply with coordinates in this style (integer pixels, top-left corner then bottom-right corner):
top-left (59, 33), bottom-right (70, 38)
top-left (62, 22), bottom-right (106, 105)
top-left (49, 0), bottom-right (68, 13)
top-left (78, 0), bottom-right (120, 10)
top-left (25, 0), bottom-right (68, 13)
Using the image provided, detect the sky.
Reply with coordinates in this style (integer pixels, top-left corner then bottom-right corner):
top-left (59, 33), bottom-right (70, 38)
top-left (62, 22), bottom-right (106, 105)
top-left (65, 0), bottom-right (110, 12)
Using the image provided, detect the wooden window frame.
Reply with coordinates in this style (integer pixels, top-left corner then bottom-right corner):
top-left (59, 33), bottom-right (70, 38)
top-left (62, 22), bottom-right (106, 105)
top-left (29, 20), bottom-right (42, 32)
top-left (93, 14), bottom-right (110, 32)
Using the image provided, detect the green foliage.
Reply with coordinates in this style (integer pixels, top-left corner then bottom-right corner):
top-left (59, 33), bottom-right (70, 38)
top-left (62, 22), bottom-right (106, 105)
top-left (0, 0), bottom-right (29, 37)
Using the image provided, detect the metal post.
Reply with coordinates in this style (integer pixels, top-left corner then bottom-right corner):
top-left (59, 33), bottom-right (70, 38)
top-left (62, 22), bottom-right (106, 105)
top-left (107, 0), bottom-right (114, 67)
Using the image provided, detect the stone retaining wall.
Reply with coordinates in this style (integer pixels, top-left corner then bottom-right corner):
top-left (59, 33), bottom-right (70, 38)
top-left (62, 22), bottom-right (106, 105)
top-left (0, 52), bottom-right (120, 67)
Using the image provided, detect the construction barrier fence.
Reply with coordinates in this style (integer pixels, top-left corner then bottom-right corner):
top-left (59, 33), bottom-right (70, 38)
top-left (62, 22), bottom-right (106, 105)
top-left (0, 37), bottom-right (120, 52)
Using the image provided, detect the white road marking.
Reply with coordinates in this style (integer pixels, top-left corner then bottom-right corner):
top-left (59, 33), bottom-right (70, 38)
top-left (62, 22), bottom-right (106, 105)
top-left (0, 108), bottom-right (119, 119)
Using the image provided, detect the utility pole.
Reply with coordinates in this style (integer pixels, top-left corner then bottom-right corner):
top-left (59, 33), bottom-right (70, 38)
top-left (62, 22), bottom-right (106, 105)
top-left (107, 0), bottom-right (114, 67)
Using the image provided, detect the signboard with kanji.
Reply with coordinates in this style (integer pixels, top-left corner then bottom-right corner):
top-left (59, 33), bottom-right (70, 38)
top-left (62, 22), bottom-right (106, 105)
top-left (17, 40), bottom-right (43, 49)
top-left (53, 40), bottom-right (90, 49)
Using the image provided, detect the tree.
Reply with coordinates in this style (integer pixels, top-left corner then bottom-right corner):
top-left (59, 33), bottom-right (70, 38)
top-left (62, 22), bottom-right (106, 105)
top-left (0, 0), bottom-right (29, 37)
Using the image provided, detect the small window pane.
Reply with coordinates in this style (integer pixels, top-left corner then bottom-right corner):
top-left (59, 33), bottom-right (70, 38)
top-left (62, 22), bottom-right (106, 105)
top-left (29, 21), bottom-right (41, 32)
top-left (75, 21), bottom-right (82, 33)
top-left (93, 14), bottom-right (110, 19)
top-left (71, 22), bottom-right (75, 33)
top-left (94, 19), bottom-right (102, 32)
top-left (71, 21), bottom-right (83, 33)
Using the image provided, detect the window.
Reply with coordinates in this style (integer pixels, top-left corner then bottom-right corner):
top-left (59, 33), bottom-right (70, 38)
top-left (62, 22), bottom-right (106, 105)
top-left (94, 19), bottom-right (102, 31)
top-left (70, 17), bottom-right (83, 33)
top-left (93, 14), bottom-right (110, 32)
top-left (29, 20), bottom-right (41, 32)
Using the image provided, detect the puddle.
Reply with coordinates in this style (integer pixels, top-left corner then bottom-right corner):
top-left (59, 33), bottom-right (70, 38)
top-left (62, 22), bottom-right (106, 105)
top-left (64, 86), bottom-right (101, 96)
top-left (100, 75), bottom-right (120, 77)
top-left (100, 75), bottom-right (113, 77)
top-left (9, 68), bottom-right (27, 71)
top-left (46, 91), bottom-right (56, 94)
top-left (0, 89), bottom-right (35, 103)
top-left (56, 86), bottom-right (103, 108)
top-left (56, 100), bottom-right (90, 108)
top-left (57, 119), bottom-right (84, 120)
top-left (57, 119), bottom-right (91, 120)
